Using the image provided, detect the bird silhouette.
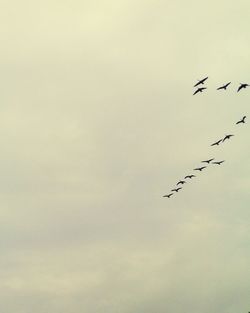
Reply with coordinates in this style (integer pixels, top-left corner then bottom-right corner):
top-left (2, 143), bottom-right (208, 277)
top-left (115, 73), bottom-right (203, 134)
top-left (217, 82), bottom-right (231, 90)
top-left (194, 166), bottom-right (206, 171)
top-left (236, 116), bottom-right (246, 124)
top-left (237, 83), bottom-right (249, 92)
top-left (171, 187), bottom-right (182, 192)
top-left (222, 134), bottom-right (234, 142)
top-left (193, 87), bottom-right (207, 95)
top-left (177, 180), bottom-right (186, 185)
top-left (185, 175), bottom-right (195, 179)
top-left (194, 77), bottom-right (208, 87)
top-left (211, 139), bottom-right (222, 146)
top-left (202, 158), bottom-right (214, 164)
top-left (212, 160), bottom-right (225, 165)
top-left (163, 193), bottom-right (173, 198)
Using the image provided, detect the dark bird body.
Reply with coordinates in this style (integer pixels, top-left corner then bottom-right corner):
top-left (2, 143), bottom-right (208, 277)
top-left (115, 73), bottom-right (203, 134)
top-left (223, 134), bottom-right (234, 142)
top-left (163, 193), bottom-right (173, 198)
top-left (202, 158), bottom-right (214, 164)
top-left (236, 116), bottom-right (246, 124)
top-left (194, 166), bottom-right (206, 171)
top-left (194, 77), bottom-right (208, 87)
top-left (237, 83), bottom-right (249, 92)
top-left (193, 87), bottom-right (207, 95)
top-left (217, 82), bottom-right (231, 90)
top-left (211, 139), bottom-right (222, 146)
top-left (177, 180), bottom-right (186, 185)
top-left (212, 160), bottom-right (225, 165)
top-left (171, 187), bottom-right (182, 193)
top-left (185, 175), bottom-right (195, 179)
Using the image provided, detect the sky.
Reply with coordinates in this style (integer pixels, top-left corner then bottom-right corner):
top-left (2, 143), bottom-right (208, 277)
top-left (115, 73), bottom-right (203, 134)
top-left (0, 0), bottom-right (250, 312)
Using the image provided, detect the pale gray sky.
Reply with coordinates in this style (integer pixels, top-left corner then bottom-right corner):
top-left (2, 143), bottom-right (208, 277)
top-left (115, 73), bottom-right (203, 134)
top-left (0, 0), bottom-right (250, 312)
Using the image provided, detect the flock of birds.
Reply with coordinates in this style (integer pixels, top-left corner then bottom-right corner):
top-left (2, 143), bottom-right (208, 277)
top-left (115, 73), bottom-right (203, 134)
top-left (163, 77), bottom-right (247, 199)
top-left (193, 76), bottom-right (249, 95)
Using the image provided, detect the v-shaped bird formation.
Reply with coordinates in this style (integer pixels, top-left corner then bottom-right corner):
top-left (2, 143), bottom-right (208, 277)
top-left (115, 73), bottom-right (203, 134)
top-left (163, 77), bottom-right (247, 199)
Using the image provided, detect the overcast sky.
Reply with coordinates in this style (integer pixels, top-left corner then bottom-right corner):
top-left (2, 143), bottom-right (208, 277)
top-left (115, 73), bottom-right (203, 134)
top-left (1, 0), bottom-right (250, 312)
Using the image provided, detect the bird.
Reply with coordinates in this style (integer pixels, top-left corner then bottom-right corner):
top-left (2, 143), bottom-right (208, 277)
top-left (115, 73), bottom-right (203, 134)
top-left (194, 166), bottom-right (206, 171)
top-left (193, 87), bottom-right (207, 95)
top-left (185, 175), bottom-right (195, 179)
top-left (217, 82), bottom-right (231, 90)
top-left (236, 116), bottom-right (246, 124)
top-left (201, 158), bottom-right (214, 164)
top-left (194, 77), bottom-right (208, 87)
top-left (211, 139), bottom-right (222, 146)
top-left (171, 187), bottom-right (182, 192)
top-left (222, 134), bottom-right (234, 142)
top-left (163, 193), bottom-right (173, 198)
top-left (212, 160), bottom-right (225, 165)
top-left (177, 180), bottom-right (186, 185)
top-left (237, 83), bottom-right (249, 92)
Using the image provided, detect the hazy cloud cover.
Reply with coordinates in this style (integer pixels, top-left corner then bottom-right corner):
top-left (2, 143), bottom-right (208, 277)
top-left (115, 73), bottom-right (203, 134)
top-left (0, 0), bottom-right (250, 312)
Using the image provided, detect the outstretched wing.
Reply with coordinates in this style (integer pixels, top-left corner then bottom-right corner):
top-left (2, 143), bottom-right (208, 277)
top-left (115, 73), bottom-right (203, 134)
top-left (217, 86), bottom-right (223, 90)
top-left (237, 85), bottom-right (243, 92)
top-left (193, 89), bottom-right (200, 95)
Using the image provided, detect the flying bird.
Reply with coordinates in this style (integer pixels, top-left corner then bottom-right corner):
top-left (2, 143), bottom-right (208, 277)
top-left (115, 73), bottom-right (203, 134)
top-left (171, 187), bottom-right (182, 192)
top-left (185, 175), bottom-right (195, 179)
top-left (237, 83), bottom-right (249, 92)
top-left (217, 82), bottom-right (231, 90)
top-left (177, 180), bottom-right (186, 185)
top-left (222, 134), bottom-right (234, 142)
top-left (194, 166), bottom-right (206, 171)
top-left (193, 87), bottom-right (207, 95)
top-left (211, 139), bottom-right (222, 146)
top-left (236, 116), bottom-right (246, 124)
top-left (194, 77), bottom-right (208, 87)
top-left (202, 158), bottom-right (214, 164)
top-left (163, 193), bottom-right (174, 198)
top-left (212, 160), bottom-right (225, 165)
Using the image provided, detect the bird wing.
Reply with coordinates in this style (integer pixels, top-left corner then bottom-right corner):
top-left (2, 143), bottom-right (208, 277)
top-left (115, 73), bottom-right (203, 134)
top-left (201, 77), bottom-right (208, 83)
top-left (193, 89), bottom-right (200, 95)
top-left (211, 140), bottom-right (221, 146)
top-left (237, 85), bottom-right (243, 92)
